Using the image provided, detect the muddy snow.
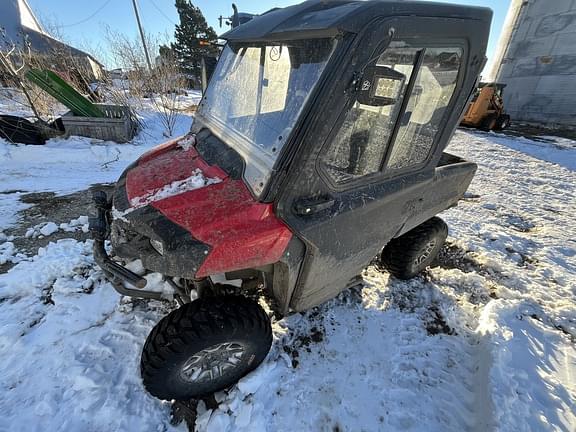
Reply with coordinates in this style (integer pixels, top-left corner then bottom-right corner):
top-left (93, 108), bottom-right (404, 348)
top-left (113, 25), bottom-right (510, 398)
top-left (0, 124), bottom-right (574, 432)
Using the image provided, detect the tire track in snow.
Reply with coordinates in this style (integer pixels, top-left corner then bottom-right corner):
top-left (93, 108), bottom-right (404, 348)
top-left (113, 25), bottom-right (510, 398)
top-left (386, 268), bottom-right (498, 432)
top-left (439, 130), bottom-right (576, 431)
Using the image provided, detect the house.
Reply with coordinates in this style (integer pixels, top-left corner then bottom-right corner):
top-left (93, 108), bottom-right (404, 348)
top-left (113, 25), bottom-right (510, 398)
top-left (0, 0), bottom-right (104, 81)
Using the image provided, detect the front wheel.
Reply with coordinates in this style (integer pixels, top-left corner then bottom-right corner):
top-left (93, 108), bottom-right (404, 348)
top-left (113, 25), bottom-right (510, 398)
top-left (494, 114), bottom-right (511, 131)
top-left (480, 113), bottom-right (498, 131)
top-left (141, 296), bottom-right (272, 400)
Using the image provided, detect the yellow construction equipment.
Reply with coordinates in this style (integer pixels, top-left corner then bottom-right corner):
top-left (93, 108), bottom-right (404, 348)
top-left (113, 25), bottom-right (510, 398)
top-left (461, 82), bottom-right (511, 131)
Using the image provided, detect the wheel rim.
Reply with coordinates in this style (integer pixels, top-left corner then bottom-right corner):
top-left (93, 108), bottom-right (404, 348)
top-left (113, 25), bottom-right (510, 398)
top-left (414, 239), bottom-right (437, 266)
top-left (180, 342), bottom-right (246, 384)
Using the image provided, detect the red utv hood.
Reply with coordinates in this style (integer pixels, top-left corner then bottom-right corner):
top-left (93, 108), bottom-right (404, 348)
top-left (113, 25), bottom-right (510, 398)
top-left (125, 136), bottom-right (293, 277)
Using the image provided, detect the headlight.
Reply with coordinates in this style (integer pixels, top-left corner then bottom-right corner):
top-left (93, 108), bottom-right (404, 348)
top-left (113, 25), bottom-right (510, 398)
top-left (150, 239), bottom-right (164, 255)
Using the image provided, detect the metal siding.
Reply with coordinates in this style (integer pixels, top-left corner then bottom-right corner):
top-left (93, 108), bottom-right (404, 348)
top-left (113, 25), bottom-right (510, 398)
top-left (493, 0), bottom-right (576, 126)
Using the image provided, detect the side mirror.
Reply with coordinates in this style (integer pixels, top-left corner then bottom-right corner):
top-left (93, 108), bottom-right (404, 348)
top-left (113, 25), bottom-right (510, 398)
top-left (357, 65), bottom-right (405, 107)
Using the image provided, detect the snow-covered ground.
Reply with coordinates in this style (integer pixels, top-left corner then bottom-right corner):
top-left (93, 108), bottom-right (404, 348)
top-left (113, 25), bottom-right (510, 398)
top-left (0, 119), bottom-right (574, 431)
top-left (0, 95), bottom-right (196, 228)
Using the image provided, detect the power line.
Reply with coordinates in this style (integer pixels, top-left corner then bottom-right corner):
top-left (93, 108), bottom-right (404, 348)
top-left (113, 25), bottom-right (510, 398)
top-left (147, 0), bottom-right (178, 26)
top-left (60, 0), bottom-right (113, 28)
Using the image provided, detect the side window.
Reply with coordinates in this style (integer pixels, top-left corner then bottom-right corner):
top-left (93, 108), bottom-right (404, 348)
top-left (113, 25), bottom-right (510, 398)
top-left (386, 48), bottom-right (462, 170)
top-left (321, 46), bottom-right (420, 183)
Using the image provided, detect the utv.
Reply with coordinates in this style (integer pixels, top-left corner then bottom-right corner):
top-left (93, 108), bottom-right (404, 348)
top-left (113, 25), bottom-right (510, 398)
top-left (91, 0), bottom-right (491, 401)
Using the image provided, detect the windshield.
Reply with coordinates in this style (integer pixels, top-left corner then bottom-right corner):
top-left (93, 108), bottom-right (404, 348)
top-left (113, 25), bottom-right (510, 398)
top-left (198, 39), bottom-right (336, 195)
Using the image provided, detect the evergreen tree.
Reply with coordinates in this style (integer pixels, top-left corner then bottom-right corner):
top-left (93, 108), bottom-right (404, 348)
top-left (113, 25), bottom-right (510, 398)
top-left (158, 44), bottom-right (175, 65)
top-left (171, 0), bottom-right (217, 81)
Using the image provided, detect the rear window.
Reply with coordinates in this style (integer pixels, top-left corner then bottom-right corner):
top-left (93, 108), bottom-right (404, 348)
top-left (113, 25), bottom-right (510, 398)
top-left (386, 47), bottom-right (462, 171)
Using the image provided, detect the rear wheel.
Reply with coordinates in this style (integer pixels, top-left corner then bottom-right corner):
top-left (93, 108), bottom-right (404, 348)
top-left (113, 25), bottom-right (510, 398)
top-left (141, 295), bottom-right (272, 400)
top-left (381, 217), bottom-right (448, 279)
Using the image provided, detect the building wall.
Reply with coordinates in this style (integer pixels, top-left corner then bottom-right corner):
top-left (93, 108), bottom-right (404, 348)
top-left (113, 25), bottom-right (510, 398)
top-left (0, 0), bottom-right (46, 50)
top-left (489, 0), bottom-right (576, 127)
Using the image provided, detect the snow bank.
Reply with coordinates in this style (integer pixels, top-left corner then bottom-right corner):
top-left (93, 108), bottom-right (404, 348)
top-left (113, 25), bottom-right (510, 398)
top-left (0, 241), bottom-right (21, 265)
top-left (479, 299), bottom-right (576, 431)
top-left (0, 239), bottom-right (94, 297)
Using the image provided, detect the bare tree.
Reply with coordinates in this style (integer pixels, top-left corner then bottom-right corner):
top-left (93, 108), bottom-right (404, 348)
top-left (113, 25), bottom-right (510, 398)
top-left (103, 28), bottom-right (188, 137)
top-left (150, 57), bottom-right (187, 137)
top-left (0, 40), bottom-right (53, 123)
top-left (36, 13), bottom-right (68, 43)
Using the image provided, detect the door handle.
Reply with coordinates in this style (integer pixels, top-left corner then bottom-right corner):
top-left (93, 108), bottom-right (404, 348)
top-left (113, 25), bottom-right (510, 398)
top-left (294, 196), bottom-right (335, 215)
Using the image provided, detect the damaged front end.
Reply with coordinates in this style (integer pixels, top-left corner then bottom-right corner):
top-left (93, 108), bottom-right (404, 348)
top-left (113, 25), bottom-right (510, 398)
top-left (90, 134), bottom-right (293, 302)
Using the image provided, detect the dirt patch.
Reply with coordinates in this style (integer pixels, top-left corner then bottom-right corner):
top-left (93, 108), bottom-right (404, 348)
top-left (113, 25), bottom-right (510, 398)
top-left (170, 399), bottom-right (199, 431)
top-left (424, 305), bottom-right (455, 336)
top-left (283, 323), bottom-right (326, 369)
top-left (283, 344), bottom-right (301, 368)
top-left (436, 242), bottom-right (485, 275)
top-left (280, 307), bottom-right (327, 369)
top-left (436, 241), bottom-right (519, 285)
top-left (0, 184), bottom-right (114, 274)
top-left (386, 281), bottom-right (427, 313)
top-left (298, 325), bottom-right (325, 346)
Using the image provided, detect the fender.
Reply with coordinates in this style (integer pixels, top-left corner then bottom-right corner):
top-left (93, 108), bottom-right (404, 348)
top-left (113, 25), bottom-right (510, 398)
top-left (123, 136), bottom-right (293, 278)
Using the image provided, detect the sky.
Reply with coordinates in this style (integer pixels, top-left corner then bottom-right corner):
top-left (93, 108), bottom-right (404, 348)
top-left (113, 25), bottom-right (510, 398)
top-left (27, 0), bottom-right (510, 72)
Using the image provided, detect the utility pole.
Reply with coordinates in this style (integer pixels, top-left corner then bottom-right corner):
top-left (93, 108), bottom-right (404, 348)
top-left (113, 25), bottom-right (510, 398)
top-left (131, 0), bottom-right (153, 70)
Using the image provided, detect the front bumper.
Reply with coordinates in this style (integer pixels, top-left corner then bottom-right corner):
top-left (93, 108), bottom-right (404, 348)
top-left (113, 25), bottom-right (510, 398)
top-left (90, 190), bottom-right (164, 300)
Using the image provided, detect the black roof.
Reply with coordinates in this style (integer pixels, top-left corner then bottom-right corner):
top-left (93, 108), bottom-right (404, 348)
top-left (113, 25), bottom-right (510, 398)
top-left (221, 0), bottom-right (492, 42)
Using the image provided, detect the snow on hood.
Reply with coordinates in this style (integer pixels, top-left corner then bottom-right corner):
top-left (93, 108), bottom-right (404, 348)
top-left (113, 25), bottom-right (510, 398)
top-left (129, 168), bottom-right (221, 209)
top-left (177, 135), bottom-right (196, 151)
